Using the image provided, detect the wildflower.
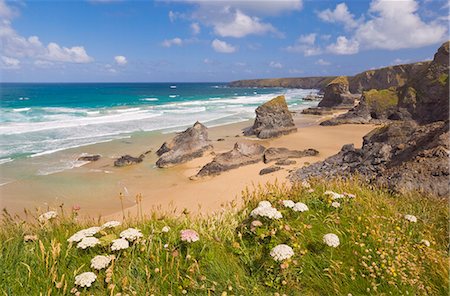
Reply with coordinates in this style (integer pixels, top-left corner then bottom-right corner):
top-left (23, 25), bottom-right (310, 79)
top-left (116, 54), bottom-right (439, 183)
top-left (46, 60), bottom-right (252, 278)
top-left (101, 221), bottom-right (121, 229)
top-left (250, 206), bottom-right (283, 219)
top-left (331, 201), bottom-right (341, 208)
top-left (68, 227), bottom-right (101, 243)
top-left (180, 229), bottom-right (199, 243)
top-left (24, 234), bottom-right (38, 242)
top-left (282, 200), bottom-right (295, 208)
top-left (344, 193), bottom-right (356, 199)
top-left (72, 205), bottom-right (81, 212)
top-left (82, 226), bottom-right (102, 236)
top-left (323, 233), bottom-right (340, 247)
top-left (292, 202), bottom-right (308, 212)
top-left (270, 244), bottom-right (294, 262)
top-left (38, 211), bottom-right (57, 222)
top-left (258, 201), bottom-right (272, 208)
top-left (74, 272), bottom-right (96, 288)
top-left (91, 255), bottom-right (112, 270)
top-left (324, 190), bottom-right (344, 200)
top-left (404, 214), bottom-right (417, 223)
top-left (164, 243), bottom-right (169, 249)
top-left (120, 228), bottom-right (143, 241)
top-left (77, 237), bottom-right (100, 249)
top-left (111, 238), bottom-right (129, 251)
top-left (251, 220), bottom-right (263, 227)
top-left (420, 239), bottom-right (430, 247)
top-left (161, 226), bottom-right (171, 233)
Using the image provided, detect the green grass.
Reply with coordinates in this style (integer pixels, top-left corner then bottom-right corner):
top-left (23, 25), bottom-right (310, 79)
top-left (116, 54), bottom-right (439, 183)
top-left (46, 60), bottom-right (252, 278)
top-left (328, 76), bottom-right (349, 86)
top-left (437, 73), bottom-right (448, 86)
top-left (0, 180), bottom-right (448, 295)
top-left (364, 88), bottom-right (399, 113)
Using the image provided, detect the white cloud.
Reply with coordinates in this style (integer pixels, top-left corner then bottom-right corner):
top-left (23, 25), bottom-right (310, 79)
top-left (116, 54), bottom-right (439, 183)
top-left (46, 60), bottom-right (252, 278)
top-left (1, 55), bottom-right (20, 69)
top-left (211, 39), bottom-right (236, 53)
top-left (316, 58), bottom-right (331, 66)
top-left (213, 9), bottom-right (279, 38)
top-left (285, 33), bottom-right (322, 56)
top-left (269, 61), bottom-right (283, 69)
top-left (33, 60), bottom-right (54, 68)
top-left (45, 42), bottom-right (93, 63)
top-left (168, 11), bottom-right (177, 22)
top-left (326, 36), bottom-right (359, 55)
top-left (317, 3), bottom-right (359, 30)
top-left (161, 37), bottom-right (183, 47)
top-left (0, 0), bottom-right (15, 19)
top-left (190, 22), bottom-right (200, 34)
top-left (114, 55), bottom-right (127, 65)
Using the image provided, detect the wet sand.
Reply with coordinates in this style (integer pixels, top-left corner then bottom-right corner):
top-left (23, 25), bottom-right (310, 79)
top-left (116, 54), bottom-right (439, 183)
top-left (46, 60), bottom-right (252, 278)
top-left (0, 113), bottom-right (376, 219)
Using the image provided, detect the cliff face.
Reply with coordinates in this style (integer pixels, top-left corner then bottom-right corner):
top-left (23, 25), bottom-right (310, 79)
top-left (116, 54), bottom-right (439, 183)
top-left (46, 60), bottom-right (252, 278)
top-left (317, 76), bottom-right (359, 108)
top-left (228, 77), bottom-right (335, 91)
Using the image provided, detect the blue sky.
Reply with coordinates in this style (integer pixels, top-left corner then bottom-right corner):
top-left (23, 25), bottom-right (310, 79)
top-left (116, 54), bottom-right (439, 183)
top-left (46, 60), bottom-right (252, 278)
top-left (0, 0), bottom-right (448, 82)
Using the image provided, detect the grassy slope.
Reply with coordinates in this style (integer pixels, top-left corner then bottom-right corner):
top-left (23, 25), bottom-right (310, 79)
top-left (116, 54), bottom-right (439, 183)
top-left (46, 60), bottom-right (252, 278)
top-left (0, 180), bottom-right (448, 295)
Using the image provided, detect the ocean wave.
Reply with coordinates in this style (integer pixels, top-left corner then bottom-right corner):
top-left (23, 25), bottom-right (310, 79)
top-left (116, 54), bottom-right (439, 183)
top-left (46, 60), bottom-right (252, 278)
top-left (0, 158), bottom-right (13, 165)
top-left (140, 98), bottom-right (158, 101)
top-left (12, 108), bottom-right (31, 112)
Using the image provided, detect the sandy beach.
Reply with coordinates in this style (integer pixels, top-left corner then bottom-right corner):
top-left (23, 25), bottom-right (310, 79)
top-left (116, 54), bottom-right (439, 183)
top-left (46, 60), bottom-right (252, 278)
top-left (0, 112), bottom-right (375, 219)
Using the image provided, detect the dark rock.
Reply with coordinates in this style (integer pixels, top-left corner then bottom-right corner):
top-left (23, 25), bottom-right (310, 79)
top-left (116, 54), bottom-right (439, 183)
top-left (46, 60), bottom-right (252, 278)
top-left (275, 159), bottom-right (297, 166)
top-left (301, 107), bottom-right (334, 116)
top-left (259, 166), bottom-right (282, 175)
top-left (303, 93), bottom-right (323, 101)
top-left (318, 76), bottom-right (360, 108)
top-left (78, 155), bottom-right (100, 162)
top-left (264, 147), bottom-right (319, 163)
top-left (217, 138), bottom-right (225, 141)
top-left (196, 142), bottom-right (266, 177)
top-left (244, 95), bottom-right (297, 139)
top-left (114, 155), bottom-right (144, 167)
top-left (156, 122), bottom-right (213, 168)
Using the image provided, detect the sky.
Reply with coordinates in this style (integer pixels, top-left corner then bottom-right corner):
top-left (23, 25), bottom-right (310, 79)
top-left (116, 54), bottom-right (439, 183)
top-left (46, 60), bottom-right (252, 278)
top-left (0, 0), bottom-right (448, 82)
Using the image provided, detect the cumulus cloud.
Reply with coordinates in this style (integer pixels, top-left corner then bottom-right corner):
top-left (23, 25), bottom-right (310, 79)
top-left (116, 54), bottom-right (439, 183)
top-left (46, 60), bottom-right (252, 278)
top-left (211, 39), bottom-right (236, 53)
top-left (326, 36), bottom-right (359, 55)
top-left (1, 55), bottom-right (20, 69)
top-left (45, 42), bottom-right (93, 63)
top-left (317, 3), bottom-right (359, 30)
top-left (161, 37), bottom-right (183, 47)
top-left (285, 33), bottom-right (322, 56)
top-left (190, 22), bottom-right (200, 34)
top-left (114, 55), bottom-right (127, 65)
top-left (269, 61), bottom-right (283, 69)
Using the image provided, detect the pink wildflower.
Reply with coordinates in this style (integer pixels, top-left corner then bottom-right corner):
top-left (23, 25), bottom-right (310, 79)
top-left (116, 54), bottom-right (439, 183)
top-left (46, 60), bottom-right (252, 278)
top-left (180, 229), bottom-right (199, 243)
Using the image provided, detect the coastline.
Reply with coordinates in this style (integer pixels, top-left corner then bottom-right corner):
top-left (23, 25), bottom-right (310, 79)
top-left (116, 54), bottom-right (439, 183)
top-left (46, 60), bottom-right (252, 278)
top-left (0, 111), bottom-right (375, 219)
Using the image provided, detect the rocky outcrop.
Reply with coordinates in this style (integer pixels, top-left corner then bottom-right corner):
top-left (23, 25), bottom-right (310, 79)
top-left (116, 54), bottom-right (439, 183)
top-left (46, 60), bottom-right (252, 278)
top-left (229, 77), bottom-right (336, 91)
top-left (301, 107), bottom-right (334, 116)
top-left (114, 155), bottom-right (144, 167)
top-left (195, 142), bottom-right (266, 177)
top-left (318, 76), bottom-right (359, 108)
top-left (321, 88), bottom-right (406, 125)
top-left (291, 120), bottom-right (449, 197)
top-left (156, 122), bottom-right (213, 168)
top-left (275, 159), bottom-right (297, 166)
top-left (259, 166), bottom-right (282, 175)
top-left (244, 95), bottom-right (297, 139)
top-left (263, 147), bottom-right (319, 163)
top-left (78, 155), bottom-right (100, 162)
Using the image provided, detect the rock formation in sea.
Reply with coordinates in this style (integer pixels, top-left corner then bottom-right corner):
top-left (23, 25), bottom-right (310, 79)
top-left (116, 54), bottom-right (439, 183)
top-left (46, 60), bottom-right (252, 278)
top-left (244, 95), bottom-right (297, 139)
top-left (114, 155), bottom-right (144, 167)
top-left (318, 76), bottom-right (360, 109)
top-left (291, 41), bottom-right (450, 198)
top-left (156, 121), bottom-right (213, 168)
top-left (195, 142), bottom-right (266, 177)
top-left (78, 155), bottom-right (101, 162)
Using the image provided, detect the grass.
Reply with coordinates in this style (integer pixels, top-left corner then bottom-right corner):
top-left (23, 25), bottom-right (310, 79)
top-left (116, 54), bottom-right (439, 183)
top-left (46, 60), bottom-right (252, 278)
top-left (328, 76), bottom-right (349, 86)
top-left (363, 88), bottom-right (399, 113)
top-left (0, 179), bottom-right (448, 295)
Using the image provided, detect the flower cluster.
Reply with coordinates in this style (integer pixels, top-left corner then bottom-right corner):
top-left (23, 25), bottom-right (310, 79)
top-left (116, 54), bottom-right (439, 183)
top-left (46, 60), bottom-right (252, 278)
top-left (324, 190), bottom-right (344, 200)
top-left (292, 202), bottom-right (308, 212)
top-left (101, 220), bottom-right (121, 229)
top-left (250, 201), bottom-right (282, 219)
top-left (331, 201), bottom-right (341, 208)
top-left (404, 214), bottom-right (417, 223)
top-left (38, 211), bottom-right (57, 222)
top-left (120, 228), bottom-right (143, 241)
top-left (282, 200), bottom-right (295, 208)
top-left (323, 233), bottom-right (340, 247)
top-left (270, 244), bottom-right (294, 262)
top-left (111, 238), bottom-right (129, 251)
top-left (90, 255), bottom-right (112, 270)
top-left (180, 229), bottom-right (199, 243)
top-left (74, 272), bottom-right (97, 287)
top-left (77, 237), bottom-right (100, 249)
top-left (68, 227), bottom-right (101, 243)
top-left (161, 226), bottom-right (171, 233)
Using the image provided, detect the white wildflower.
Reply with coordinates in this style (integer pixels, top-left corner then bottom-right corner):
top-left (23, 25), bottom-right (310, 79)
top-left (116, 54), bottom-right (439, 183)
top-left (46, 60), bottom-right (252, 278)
top-left (282, 200), bottom-right (295, 208)
top-left (38, 211), bottom-right (57, 222)
top-left (111, 238), bottom-right (129, 251)
top-left (323, 233), bottom-right (340, 247)
top-left (67, 227), bottom-right (101, 243)
top-left (270, 244), bottom-right (294, 262)
top-left (82, 226), bottom-right (101, 236)
top-left (101, 220), bottom-right (121, 229)
top-left (344, 192), bottom-right (356, 199)
top-left (77, 237), bottom-right (100, 249)
top-left (420, 239), bottom-right (430, 247)
top-left (90, 255), bottom-right (112, 270)
top-left (331, 201), bottom-right (341, 208)
top-left (292, 202), bottom-right (309, 212)
top-left (404, 214), bottom-right (417, 223)
top-left (67, 232), bottom-right (86, 243)
top-left (258, 201), bottom-right (272, 208)
top-left (250, 206), bottom-right (282, 219)
top-left (324, 190), bottom-right (344, 200)
top-left (74, 272), bottom-right (96, 288)
top-left (120, 228), bottom-right (143, 241)
top-left (161, 226), bottom-right (171, 233)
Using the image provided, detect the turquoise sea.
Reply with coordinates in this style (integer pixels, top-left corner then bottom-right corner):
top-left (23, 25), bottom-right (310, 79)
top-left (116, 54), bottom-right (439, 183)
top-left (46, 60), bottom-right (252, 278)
top-left (0, 83), bottom-right (318, 170)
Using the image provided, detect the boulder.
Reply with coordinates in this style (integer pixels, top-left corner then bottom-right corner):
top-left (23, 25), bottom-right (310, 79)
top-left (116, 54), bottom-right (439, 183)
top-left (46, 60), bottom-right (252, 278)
top-left (195, 142), bottom-right (266, 177)
top-left (301, 107), bottom-right (334, 116)
top-left (244, 95), bottom-right (297, 139)
top-left (263, 147), bottom-right (319, 163)
top-left (78, 155), bottom-right (100, 162)
top-left (156, 122), bottom-right (213, 168)
top-left (318, 76), bottom-right (359, 108)
top-left (275, 159), bottom-right (297, 166)
top-left (259, 166), bottom-right (282, 175)
top-left (114, 155), bottom-right (144, 167)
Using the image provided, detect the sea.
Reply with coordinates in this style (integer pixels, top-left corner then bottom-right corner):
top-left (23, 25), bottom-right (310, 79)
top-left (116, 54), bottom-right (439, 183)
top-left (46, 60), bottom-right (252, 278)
top-left (0, 83), bottom-right (319, 178)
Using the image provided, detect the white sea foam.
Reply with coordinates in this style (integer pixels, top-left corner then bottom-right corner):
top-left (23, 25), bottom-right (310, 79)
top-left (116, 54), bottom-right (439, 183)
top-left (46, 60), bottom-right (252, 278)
top-left (12, 108), bottom-right (31, 112)
top-left (0, 158), bottom-right (13, 165)
top-left (140, 98), bottom-right (158, 101)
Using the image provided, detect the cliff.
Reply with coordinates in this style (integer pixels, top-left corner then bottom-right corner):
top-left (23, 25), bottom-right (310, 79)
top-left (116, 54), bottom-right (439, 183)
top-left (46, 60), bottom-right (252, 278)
top-left (228, 76), bottom-right (335, 91)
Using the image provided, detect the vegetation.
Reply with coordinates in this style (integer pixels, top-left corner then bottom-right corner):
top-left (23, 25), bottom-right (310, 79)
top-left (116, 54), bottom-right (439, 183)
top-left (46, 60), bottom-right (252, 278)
top-left (328, 76), bottom-right (349, 86)
top-left (1, 180), bottom-right (448, 295)
top-left (364, 88), bottom-right (399, 113)
top-left (437, 73), bottom-right (448, 86)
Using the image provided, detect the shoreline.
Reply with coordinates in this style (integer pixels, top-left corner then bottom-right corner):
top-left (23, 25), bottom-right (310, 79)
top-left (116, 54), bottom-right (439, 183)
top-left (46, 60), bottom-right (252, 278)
top-left (0, 111), bottom-right (376, 219)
